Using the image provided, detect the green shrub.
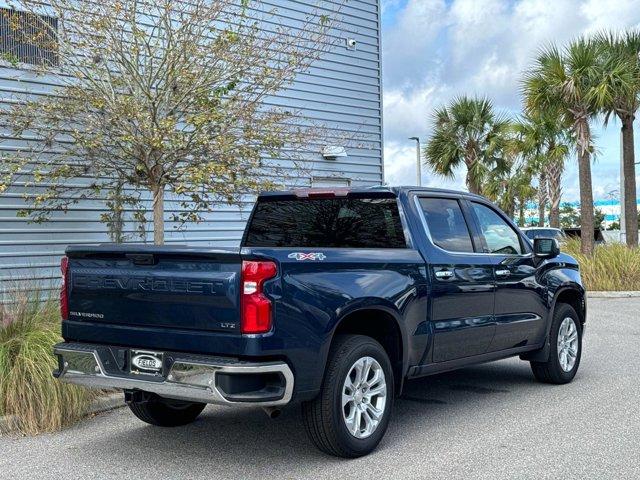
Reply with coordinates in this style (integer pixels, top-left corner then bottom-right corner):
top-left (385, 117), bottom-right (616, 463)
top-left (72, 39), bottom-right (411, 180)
top-left (0, 287), bottom-right (94, 434)
top-left (563, 238), bottom-right (640, 291)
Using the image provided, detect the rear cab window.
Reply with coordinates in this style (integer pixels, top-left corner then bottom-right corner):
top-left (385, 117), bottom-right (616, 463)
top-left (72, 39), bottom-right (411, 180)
top-left (243, 194), bottom-right (407, 248)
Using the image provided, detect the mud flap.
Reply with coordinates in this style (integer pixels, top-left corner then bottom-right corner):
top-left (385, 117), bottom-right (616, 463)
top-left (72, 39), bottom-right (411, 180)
top-left (519, 339), bottom-right (550, 362)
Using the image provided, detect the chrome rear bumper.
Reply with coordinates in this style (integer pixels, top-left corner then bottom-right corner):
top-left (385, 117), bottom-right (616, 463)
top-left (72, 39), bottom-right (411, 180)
top-left (53, 342), bottom-right (294, 407)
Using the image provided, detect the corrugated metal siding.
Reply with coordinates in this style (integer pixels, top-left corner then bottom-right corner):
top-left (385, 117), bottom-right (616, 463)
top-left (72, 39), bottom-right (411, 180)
top-left (0, 0), bottom-right (382, 292)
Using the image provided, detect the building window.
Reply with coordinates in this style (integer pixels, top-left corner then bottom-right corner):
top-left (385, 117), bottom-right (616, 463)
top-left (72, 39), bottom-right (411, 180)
top-left (0, 8), bottom-right (58, 67)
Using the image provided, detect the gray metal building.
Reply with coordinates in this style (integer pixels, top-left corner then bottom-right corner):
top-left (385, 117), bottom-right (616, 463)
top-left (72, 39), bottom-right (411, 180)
top-left (0, 0), bottom-right (383, 293)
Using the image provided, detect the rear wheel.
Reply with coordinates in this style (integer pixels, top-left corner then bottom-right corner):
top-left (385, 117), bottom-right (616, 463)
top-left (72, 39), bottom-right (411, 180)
top-left (128, 395), bottom-right (206, 427)
top-left (302, 334), bottom-right (394, 458)
top-left (530, 303), bottom-right (582, 384)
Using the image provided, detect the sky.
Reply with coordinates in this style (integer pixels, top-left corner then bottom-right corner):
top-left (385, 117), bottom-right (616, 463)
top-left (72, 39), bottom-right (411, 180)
top-left (380, 0), bottom-right (640, 202)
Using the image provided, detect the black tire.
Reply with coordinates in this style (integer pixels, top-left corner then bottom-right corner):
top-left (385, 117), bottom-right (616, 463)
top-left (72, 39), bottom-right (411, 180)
top-left (531, 303), bottom-right (583, 384)
top-left (128, 396), bottom-right (206, 427)
top-left (302, 334), bottom-right (394, 458)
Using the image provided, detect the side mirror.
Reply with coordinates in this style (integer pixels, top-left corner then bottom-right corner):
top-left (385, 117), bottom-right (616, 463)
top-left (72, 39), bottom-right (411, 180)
top-left (534, 237), bottom-right (560, 259)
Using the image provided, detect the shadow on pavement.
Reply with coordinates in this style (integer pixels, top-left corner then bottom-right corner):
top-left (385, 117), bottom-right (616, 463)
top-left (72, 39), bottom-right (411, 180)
top-left (82, 359), bottom-right (537, 470)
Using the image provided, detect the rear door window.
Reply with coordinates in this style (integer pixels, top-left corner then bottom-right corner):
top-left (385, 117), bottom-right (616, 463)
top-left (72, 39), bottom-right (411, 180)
top-left (243, 196), bottom-right (407, 248)
top-left (418, 197), bottom-right (475, 253)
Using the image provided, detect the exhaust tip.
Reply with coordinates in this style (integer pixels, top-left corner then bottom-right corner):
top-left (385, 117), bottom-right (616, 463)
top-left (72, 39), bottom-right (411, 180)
top-left (262, 407), bottom-right (281, 419)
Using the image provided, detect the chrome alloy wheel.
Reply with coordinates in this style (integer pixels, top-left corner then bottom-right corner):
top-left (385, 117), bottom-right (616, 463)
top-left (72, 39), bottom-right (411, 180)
top-left (557, 317), bottom-right (579, 372)
top-left (342, 356), bottom-right (387, 439)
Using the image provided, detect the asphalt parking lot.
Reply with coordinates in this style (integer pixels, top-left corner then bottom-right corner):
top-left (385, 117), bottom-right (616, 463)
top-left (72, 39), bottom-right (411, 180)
top-left (1, 297), bottom-right (639, 480)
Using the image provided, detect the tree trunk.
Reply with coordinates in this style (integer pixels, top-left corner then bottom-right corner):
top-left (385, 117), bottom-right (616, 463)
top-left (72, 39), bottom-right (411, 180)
top-left (518, 201), bottom-right (525, 227)
top-left (465, 160), bottom-right (481, 195)
top-left (577, 134), bottom-right (595, 255)
top-left (152, 184), bottom-right (165, 245)
top-left (546, 160), bottom-right (563, 229)
top-left (537, 170), bottom-right (547, 227)
top-left (621, 115), bottom-right (638, 248)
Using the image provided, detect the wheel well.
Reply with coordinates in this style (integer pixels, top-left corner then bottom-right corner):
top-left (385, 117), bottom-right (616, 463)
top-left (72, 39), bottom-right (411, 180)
top-left (555, 289), bottom-right (586, 325)
top-left (333, 309), bottom-right (403, 392)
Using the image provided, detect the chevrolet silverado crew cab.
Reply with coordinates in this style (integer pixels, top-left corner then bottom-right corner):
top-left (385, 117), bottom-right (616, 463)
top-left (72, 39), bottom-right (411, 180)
top-left (54, 187), bottom-right (585, 458)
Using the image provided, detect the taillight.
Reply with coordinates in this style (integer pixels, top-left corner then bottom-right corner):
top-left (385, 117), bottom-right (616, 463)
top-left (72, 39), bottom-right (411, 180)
top-left (60, 256), bottom-right (69, 320)
top-left (241, 260), bottom-right (277, 334)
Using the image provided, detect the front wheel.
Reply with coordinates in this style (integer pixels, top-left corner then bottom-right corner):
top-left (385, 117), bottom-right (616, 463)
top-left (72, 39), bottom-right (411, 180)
top-left (530, 303), bottom-right (582, 384)
top-left (128, 395), bottom-right (206, 427)
top-left (302, 334), bottom-right (394, 458)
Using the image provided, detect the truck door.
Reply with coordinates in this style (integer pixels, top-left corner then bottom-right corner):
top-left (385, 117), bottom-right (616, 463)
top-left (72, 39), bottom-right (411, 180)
top-left (415, 195), bottom-right (496, 362)
top-left (465, 200), bottom-right (547, 351)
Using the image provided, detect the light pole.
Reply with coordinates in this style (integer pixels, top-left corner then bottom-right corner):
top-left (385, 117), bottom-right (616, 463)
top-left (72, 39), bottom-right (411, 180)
top-left (409, 137), bottom-right (421, 186)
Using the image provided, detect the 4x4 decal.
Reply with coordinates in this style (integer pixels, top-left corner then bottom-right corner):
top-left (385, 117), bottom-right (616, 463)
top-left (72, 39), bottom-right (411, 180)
top-left (287, 252), bottom-right (326, 261)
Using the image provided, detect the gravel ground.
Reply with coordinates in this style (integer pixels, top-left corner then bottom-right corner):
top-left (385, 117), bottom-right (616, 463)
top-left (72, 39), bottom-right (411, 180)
top-left (1, 297), bottom-right (639, 480)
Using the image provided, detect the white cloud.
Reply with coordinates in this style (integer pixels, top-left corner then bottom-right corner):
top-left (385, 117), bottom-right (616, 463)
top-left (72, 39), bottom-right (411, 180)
top-left (384, 141), bottom-right (465, 189)
top-left (384, 143), bottom-right (419, 186)
top-left (382, 0), bottom-right (448, 89)
top-left (581, 0), bottom-right (640, 32)
top-left (466, 53), bottom-right (515, 105)
top-left (382, 0), bottom-right (640, 199)
top-left (383, 84), bottom-right (447, 144)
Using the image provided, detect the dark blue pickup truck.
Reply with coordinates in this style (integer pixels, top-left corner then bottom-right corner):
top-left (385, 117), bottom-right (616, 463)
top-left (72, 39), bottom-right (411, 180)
top-left (54, 187), bottom-right (585, 457)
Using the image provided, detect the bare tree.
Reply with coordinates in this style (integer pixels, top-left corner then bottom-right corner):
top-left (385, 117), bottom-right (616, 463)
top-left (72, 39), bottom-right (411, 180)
top-left (0, 0), bottom-right (338, 244)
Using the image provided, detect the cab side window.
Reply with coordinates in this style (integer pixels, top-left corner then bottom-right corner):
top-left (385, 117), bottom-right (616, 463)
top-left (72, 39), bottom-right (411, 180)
top-left (418, 197), bottom-right (475, 253)
top-left (471, 202), bottom-right (523, 255)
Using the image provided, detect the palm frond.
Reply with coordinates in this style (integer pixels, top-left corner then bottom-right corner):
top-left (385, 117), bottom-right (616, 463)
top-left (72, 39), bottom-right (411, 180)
top-left (423, 96), bottom-right (512, 193)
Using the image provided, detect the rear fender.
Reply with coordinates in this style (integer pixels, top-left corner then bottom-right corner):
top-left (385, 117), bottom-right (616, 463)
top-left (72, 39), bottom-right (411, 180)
top-left (322, 299), bottom-right (408, 395)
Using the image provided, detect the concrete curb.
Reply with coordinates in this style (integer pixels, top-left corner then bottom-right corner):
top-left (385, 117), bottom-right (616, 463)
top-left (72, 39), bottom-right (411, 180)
top-left (0, 392), bottom-right (124, 435)
top-left (587, 291), bottom-right (640, 298)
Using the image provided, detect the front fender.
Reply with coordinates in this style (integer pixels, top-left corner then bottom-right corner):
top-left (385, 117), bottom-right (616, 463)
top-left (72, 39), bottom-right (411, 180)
top-left (522, 262), bottom-right (585, 362)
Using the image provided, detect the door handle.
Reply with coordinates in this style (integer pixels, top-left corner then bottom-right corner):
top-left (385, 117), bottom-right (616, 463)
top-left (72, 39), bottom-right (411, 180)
top-left (495, 269), bottom-right (511, 277)
top-left (435, 270), bottom-right (454, 279)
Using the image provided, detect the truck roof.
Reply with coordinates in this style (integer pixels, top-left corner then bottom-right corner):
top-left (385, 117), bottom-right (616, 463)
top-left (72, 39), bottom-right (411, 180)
top-left (258, 185), bottom-right (486, 200)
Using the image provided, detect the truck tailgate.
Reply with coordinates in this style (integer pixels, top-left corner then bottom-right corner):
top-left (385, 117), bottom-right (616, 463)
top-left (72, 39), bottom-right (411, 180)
top-left (65, 246), bottom-right (242, 333)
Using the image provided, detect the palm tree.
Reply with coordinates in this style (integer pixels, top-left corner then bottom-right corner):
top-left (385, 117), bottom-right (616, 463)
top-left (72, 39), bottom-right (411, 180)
top-left (593, 30), bottom-right (640, 247)
top-left (512, 111), bottom-right (571, 229)
top-left (424, 96), bottom-right (511, 195)
top-left (512, 115), bottom-right (548, 227)
top-left (545, 149), bottom-right (569, 229)
top-left (523, 39), bottom-right (600, 254)
top-left (485, 158), bottom-right (536, 226)
top-left (515, 178), bottom-right (537, 227)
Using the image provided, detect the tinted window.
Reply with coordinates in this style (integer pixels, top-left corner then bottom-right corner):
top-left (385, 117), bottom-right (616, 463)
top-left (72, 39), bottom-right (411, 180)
top-left (243, 197), bottom-right (406, 248)
top-left (472, 203), bottom-right (522, 254)
top-left (525, 229), bottom-right (564, 240)
top-left (418, 198), bottom-right (474, 253)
